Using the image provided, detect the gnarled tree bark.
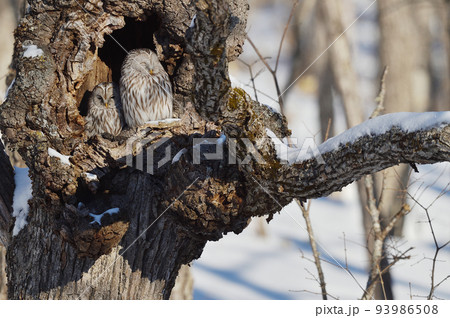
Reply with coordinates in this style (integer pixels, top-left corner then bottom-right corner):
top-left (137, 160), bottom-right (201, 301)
top-left (0, 0), bottom-right (449, 299)
top-left (0, 140), bottom-right (14, 300)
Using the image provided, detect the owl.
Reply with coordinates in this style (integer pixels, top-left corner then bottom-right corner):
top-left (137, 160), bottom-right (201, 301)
top-left (85, 82), bottom-right (124, 137)
top-left (119, 49), bottom-right (173, 128)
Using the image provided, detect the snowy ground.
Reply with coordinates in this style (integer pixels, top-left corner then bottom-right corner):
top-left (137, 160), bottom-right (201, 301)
top-left (193, 163), bottom-right (450, 300)
top-left (192, 0), bottom-right (450, 300)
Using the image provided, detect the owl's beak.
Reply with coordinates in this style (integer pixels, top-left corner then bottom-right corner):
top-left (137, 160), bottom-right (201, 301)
top-left (149, 69), bottom-right (154, 75)
top-left (105, 102), bottom-right (109, 108)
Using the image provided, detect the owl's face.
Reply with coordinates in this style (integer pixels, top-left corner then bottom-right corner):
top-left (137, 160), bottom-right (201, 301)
top-left (126, 49), bottom-right (165, 77)
top-left (90, 82), bottom-right (120, 110)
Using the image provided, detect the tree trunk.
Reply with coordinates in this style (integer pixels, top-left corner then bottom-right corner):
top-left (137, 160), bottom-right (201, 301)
top-left (318, 0), bottom-right (394, 299)
top-left (0, 0), bottom-right (449, 300)
top-left (170, 264), bottom-right (194, 300)
top-left (0, 245), bottom-right (6, 300)
top-left (0, 140), bottom-right (14, 299)
top-left (377, 0), bottom-right (447, 237)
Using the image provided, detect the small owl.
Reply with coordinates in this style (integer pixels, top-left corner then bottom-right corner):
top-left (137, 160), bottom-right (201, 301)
top-left (85, 82), bottom-right (124, 137)
top-left (120, 49), bottom-right (173, 128)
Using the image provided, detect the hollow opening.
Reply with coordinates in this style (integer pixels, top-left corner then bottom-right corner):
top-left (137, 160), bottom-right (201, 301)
top-left (78, 14), bottom-right (161, 117)
top-left (98, 15), bottom-right (161, 83)
top-left (74, 167), bottom-right (132, 215)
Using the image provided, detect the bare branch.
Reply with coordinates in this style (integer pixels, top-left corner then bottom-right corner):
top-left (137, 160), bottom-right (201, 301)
top-left (237, 58), bottom-right (260, 102)
top-left (298, 199), bottom-right (328, 300)
top-left (259, 122), bottom-right (450, 204)
top-left (370, 66), bottom-right (389, 119)
top-left (275, 1), bottom-right (299, 73)
top-left (246, 1), bottom-right (298, 110)
top-left (381, 204), bottom-right (411, 237)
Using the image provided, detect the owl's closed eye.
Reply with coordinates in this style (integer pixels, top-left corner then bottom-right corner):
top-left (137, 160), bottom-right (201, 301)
top-left (119, 49), bottom-right (173, 128)
top-left (85, 82), bottom-right (125, 137)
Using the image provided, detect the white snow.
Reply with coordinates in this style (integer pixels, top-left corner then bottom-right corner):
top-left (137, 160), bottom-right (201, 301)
top-left (12, 167), bottom-right (33, 236)
top-left (22, 44), bottom-right (43, 58)
top-left (266, 129), bottom-right (322, 164)
top-left (48, 147), bottom-right (71, 165)
top-left (172, 148), bottom-right (187, 163)
top-left (4, 78), bottom-right (15, 101)
top-left (189, 14), bottom-right (197, 28)
top-left (229, 74), bottom-right (245, 89)
top-left (267, 112), bottom-right (450, 164)
top-left (89, 207), bottom-right (120, 225)
top-left (84, 172), bottom-right (98, 182)
top-left (193, 163), bottom-right (450, 299)
top-left (319, 112), bottom-right (450, 154)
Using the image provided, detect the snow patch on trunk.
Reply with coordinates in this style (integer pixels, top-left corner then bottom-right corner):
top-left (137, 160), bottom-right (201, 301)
top-left (48, 148), bottom-right (71, 165)
top-left (12, 167), bottom-right (33, 236)
top-left (89, 208), bottom-right (120, 225)
top-left (22, 44), bottom-right (44, 58)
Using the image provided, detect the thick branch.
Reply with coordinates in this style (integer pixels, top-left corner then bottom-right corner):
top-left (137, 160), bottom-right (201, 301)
top-left (262, 122), bottom-right (450, 204)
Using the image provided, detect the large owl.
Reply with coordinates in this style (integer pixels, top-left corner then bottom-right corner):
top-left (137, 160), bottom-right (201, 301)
top-left (85, 82), bottom-right (124, 137)
top-left (120, 49), bottom-right (173, 128)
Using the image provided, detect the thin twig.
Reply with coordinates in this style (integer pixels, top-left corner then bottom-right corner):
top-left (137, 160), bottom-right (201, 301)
top-left (377, 170), bottom-right (388, 211)
top-left (364, 247), bottom-right (413, 297)
top-left (377, 262), bottom-right (387, 300)
top-left (361, 67), bottom-right (395, 300)
top-left (324, 118), bottom-right (332, 142)
top-left (370, 66), bottom-right (389, 119)
top-left (343, 232), bottom-right (348, 269)
top-left (405, 189), bottom-right (449, 300)
top-left (246, 36), bottom-right (285, 109)
top-left (237, 58), bottom-right (261, 102)
top-left (246, 0), bottom-right (299, 111)
top-left (275, 0), bottom-right (299, 73)
top-left (382, 204), bottom-right (411, 237)
top-left (297, 199), bottom-right (328, 300)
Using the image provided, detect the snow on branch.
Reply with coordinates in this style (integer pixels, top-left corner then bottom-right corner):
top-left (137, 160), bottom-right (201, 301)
top-left (48, 148), bottom-right (71, 166)
top-left (318, 112), bottom-right (450, 155)
top-left (268, 112), bottom-right (450, 165)
top-left (259, 111), bottom-right (450, 204)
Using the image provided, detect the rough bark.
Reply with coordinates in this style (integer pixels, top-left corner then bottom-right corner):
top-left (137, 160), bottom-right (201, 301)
top-left (0, 245), bottom-right (6, 300)
top-left (0, 140), bottom-right (14, 248)
top-left (0, 140), bottom-right (14, 300)
top-left (169, 264), bottom-right (194, 300)
top-left (0, 0), bottom-right (449, 300)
